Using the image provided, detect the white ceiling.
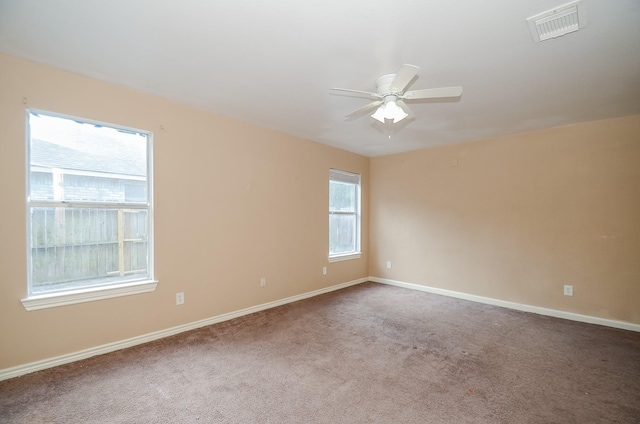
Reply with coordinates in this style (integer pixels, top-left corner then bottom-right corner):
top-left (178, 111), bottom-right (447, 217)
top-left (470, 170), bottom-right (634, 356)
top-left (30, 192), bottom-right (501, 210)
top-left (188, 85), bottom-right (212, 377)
top-left (1, 0), bottom-right (639, 157)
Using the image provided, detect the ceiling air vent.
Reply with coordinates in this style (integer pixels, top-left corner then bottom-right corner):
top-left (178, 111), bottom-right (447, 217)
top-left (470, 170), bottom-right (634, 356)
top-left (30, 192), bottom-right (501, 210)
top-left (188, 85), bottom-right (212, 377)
top-left (527, 0), bottom-right (587, 43)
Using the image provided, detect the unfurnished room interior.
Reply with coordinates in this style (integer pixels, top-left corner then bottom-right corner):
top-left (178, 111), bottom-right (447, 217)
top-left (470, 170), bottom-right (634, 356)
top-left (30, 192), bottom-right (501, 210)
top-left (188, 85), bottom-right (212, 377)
top-left (0, 1), bottom-right (639, 423)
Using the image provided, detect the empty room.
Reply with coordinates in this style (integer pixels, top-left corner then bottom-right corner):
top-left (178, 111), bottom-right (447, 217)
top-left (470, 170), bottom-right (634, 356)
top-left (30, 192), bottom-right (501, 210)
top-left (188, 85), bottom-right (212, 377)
top-left (1, 1), bottom-right (639, 423)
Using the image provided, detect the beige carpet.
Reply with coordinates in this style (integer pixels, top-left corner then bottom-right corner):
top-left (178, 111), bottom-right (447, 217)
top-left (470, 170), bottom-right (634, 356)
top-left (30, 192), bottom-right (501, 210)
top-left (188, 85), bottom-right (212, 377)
top-left (1, 282), bottom-right (639, 423)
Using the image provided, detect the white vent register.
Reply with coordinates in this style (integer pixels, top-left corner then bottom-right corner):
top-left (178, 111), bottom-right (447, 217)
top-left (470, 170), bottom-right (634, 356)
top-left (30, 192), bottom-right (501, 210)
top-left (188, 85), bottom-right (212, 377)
top-left (527, 0), bottom-right (587, 43)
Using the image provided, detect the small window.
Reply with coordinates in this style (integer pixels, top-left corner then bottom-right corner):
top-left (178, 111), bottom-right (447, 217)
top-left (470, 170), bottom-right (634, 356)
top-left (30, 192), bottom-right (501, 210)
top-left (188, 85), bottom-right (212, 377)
top-left (26, 111), bottom-right (155, 302)
top-left (329, 169), bottom-right (361, 261)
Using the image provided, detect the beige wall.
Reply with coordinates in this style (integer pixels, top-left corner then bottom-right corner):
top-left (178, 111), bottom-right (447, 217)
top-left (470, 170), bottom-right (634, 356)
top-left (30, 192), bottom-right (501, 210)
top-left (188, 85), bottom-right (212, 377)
top-left (370, 115), bottom-right (640, 324)
top-left (0, 54), bottom-right (369, 369)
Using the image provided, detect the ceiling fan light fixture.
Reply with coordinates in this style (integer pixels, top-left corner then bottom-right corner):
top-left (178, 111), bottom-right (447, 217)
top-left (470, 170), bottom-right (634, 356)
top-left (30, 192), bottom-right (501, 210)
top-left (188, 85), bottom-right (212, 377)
top-left (371, 104), bottom-right (387, 123)
top-left (385, 100), bottom-right (408, 123)
top-left (371, 96), bottom-right (408, 124)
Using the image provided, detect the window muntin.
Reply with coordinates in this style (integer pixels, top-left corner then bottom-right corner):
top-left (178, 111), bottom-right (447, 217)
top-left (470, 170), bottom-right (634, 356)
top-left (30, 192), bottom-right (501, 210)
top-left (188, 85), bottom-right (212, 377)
top-left (329, 169), bottom-right (361, 258)
top-left (27, 111), bottom-right (153, 296)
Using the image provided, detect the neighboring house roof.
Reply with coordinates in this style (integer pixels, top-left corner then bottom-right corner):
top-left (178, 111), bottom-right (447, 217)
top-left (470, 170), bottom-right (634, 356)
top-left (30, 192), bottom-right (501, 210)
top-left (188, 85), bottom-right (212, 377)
top-left (31, 138), bottom-right (146, 178)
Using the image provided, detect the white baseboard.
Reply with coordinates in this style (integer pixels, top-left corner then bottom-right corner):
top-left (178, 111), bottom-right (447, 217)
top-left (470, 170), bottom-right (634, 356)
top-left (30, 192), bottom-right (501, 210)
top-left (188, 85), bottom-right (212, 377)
top-left (5, 275), bottom-right (636, 382)
top-left (370, 277), bottom-right (640, 333)
top-left (0, 277), bottom-right (368, 382)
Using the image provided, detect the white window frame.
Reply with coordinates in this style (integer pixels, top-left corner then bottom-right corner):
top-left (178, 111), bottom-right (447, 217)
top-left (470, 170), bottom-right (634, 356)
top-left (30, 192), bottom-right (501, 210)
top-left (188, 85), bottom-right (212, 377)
top-left (22, 110), bottom-right (157, 311)
top-left (328, 168), bottom-right (361, 262)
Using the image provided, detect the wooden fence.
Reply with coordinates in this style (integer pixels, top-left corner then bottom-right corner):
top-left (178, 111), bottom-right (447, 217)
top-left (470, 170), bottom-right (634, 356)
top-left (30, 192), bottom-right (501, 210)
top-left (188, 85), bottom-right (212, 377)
top-left (30, 207), bottom-right (148, 292)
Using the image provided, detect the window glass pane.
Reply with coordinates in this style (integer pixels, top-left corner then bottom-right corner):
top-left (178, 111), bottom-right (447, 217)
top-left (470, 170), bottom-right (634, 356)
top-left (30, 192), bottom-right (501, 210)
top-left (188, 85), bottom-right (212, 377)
top-left (329, 214), bottom-right (356, 255)
top-left (27, 111), bottom-right (152, 297)
top-left (29, 113), bottom-right (147, 204)
top-left (329, 170), bottom-right (360, 257)
top-left (329, 181), bottom-right (355, 212)
top-left (30, 206), bottom-right (149, 294)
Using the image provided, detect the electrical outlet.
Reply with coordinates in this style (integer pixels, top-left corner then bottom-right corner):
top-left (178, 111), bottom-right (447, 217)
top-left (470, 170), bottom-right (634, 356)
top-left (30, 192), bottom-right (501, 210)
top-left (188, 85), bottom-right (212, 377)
top-left (322, 267), bottom-right (327, 275)
top-left (176, 292), bottom-right (184, 305)
top-left (386, 261), bottom-right (392, 269)
top-left (260, 277), bottom-right (266, 287)
top-left (563, 285), bottom-right (573, 296)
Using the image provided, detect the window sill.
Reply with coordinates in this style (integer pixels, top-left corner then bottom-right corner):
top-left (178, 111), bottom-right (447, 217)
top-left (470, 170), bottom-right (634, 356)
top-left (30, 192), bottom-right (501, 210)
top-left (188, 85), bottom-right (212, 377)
top-left (328, 252), bottom-right (362, 263)
top-left (21, 280), bottom-right (158, 311)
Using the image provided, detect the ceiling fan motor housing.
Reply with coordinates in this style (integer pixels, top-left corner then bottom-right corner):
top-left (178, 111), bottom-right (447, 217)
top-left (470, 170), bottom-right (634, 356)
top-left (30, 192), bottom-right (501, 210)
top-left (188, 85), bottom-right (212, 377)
top-left (376, 74), bottom-right (397, 96)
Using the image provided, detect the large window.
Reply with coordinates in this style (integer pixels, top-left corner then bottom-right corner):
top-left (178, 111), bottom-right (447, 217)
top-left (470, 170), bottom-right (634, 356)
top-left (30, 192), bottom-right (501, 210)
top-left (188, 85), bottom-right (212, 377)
top-left (329, 169), bottom-right (361, 261)
top-left (24, 111), bottom-right (155, 308)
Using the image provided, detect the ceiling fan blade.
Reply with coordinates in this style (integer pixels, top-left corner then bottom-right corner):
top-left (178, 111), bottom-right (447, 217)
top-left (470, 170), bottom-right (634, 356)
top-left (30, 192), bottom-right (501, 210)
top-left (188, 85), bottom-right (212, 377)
top-left (389, 64), bottom-right (420, 94)
top-left (330, 88), bottom-right (381, 99)
top-left (346, 100), bottom-right (383, 118)
top-left (403, 86), bottom-right (463, 100)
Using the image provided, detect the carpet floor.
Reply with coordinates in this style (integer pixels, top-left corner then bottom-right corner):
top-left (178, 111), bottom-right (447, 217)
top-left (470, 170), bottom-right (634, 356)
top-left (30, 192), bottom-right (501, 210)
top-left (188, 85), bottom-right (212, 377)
top-left (1, 282), bottom-right (639, 423)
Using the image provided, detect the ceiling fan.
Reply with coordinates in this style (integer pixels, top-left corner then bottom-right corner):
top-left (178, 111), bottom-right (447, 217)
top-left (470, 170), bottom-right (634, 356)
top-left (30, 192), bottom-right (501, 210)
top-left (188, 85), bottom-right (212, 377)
top-left (331, 64), bottom-right (463, 124)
